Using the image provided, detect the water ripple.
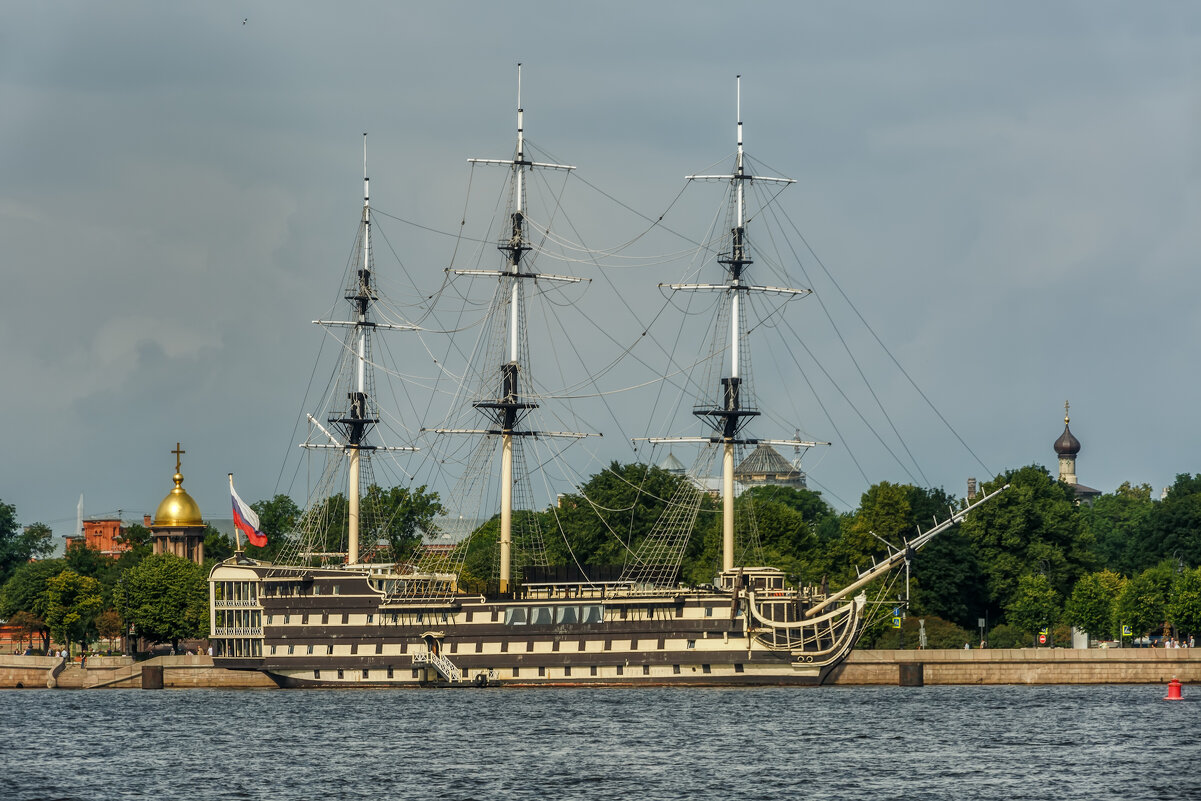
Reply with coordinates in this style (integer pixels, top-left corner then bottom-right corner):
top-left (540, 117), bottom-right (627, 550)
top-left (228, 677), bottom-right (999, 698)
top-left (1, 685), bottom-right (1196, 800)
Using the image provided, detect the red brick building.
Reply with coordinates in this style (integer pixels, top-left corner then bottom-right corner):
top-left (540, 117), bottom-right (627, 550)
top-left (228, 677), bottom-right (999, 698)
top-left (64, 518), bottom-right (131, 558)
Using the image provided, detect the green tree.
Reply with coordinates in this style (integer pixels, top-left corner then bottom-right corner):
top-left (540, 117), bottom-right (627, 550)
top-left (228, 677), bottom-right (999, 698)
top-left (1115, 562), bottom-right (1174, 638)
top-left (113, 553), bottom-right (209, 652)
top-left (686, 486), bottom-right (826, 587)
top-left (43, 570), bottom-right (104, 656)
top-left (65, 540), bottom-right (113, 579)
top-left (1005, 573), bottom-right (1060, 644)
top-left (0, 557), bottom-right (65, 619)
top-left (814, 481), bottom-right (913, 588)
top-left (293, 484), bottom-right (443, 564)
top-left (1063, 569), bottom-right (1126, 641)
top-left (110, 524), bottom-right (153, 579)
top-left (1131, 474), bottom-right (1201, 571)
top-left (1167, 566), bottom-right (1201, 638)
top-left (904, 485), bottom-right (987, 630)
top-left (554, 463), bottom-right (701, 569)
top-left (94, 609), bottom-right (124, 651)
top-left (1080, 482), bottom-right (1154, 575)
top-left (959, 465), bottom-right (1094, 623)
top-left (986, 623), bottom-right (1025, 649)
top-left (365, 484), bottom-right (444, 559)
top-left (0, 501), bottom-right (55, 585)
top-left (203, 525), bottom-right (235, 562)
top-left (64, 541), bottom-right (135, 607)
top-left (910, 527), bottom-right (985, 631)
top-left (247, 494), bottom-right (302, 561)
top-left (8, 610), bottom-right (46, 652)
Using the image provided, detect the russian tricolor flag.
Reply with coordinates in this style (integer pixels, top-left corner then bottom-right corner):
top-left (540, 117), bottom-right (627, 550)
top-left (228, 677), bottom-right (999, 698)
top-left (229, 474), bottom-right (267, 548)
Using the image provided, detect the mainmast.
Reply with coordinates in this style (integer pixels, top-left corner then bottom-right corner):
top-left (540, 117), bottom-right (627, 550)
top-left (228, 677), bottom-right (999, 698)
top-left (347, 135), bottom-right (371, 563)
top-left (306, 134), bottom-right (417, 565)
top-left (658, 76), bottom-right (825, 577)
top-left (441, 64), bottom-right (589, 592)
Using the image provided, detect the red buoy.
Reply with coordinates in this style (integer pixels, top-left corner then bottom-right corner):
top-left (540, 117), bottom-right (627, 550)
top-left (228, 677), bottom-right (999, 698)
top-left (1164, 678), bottom-right (1183, 701)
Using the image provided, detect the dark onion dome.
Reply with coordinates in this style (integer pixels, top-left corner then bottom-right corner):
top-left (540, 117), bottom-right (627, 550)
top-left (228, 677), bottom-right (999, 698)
top-left (1054, 418), bottom-right (1081, 456)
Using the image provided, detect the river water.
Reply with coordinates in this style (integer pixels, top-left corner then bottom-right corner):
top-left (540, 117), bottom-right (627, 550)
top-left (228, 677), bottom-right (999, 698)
top-left (1, 684), bottom-right (1194, 800)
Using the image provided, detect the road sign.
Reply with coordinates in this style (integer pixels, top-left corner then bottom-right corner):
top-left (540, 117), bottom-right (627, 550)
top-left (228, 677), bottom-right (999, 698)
top-left (892, 617), bottom-right (902, 629)
top-left (1122, 625), bottom-right (1132, 636)
top-left (1039, 626), bottom-right (1049, 636)
top-left (1038, 633), bottom-right (1047, 644)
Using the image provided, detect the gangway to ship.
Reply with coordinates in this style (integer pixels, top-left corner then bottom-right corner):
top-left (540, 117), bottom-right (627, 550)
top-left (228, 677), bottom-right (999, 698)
top-left (411, 650), bottom-right (461, 683)
top-left (413, 631), bottom-right (461, 682)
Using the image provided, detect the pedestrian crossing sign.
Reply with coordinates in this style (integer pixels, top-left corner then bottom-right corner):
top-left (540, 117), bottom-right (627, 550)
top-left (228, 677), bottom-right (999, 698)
top-left (892, 616), bottom-right (902, 629)
top-left (1122, 625), bottom-right (1132, 636)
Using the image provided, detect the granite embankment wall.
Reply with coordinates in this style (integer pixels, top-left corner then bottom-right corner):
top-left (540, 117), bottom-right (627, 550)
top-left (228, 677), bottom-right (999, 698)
top-left (2, 649), bottom-right (1197, 689)
top-left (831, 648), bottom-right (1201, 685)
top-left (0, 654), bottom-right (276, 689)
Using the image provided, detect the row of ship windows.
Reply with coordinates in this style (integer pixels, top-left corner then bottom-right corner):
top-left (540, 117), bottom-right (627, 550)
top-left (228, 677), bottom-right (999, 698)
top-left (505, 605), bottom-right (603, 625)
top-left (261, 582), bottom-right (342, 597)
top-left (264, 605), bottom-right (724, 627)
top-left (311, 664), bottom-right (743, 681)
top-left (215, 610), bottom-right (262, 629)
top-left (214, 639), bottom-right (262, 657)
top-left (266, 636), bottom-right (731, 656)
top-left (212, 581), bottom-right (258, 605)
top-left (266, 611), bottom-right (448, 626)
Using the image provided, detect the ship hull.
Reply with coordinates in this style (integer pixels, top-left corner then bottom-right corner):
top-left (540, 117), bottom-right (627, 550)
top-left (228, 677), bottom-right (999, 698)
top-left (210, 561), bottom-right (863, 688)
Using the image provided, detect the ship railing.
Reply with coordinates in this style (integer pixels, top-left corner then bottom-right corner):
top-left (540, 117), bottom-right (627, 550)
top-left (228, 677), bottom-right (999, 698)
top-left (412, 650), bottom-right (460, 682)
top-left (212, 627), bottom-right (263, 637)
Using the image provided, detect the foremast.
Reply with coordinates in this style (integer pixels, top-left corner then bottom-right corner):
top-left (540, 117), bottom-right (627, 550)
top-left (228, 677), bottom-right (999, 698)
top-left (438, 65), bottom-right (591, 592)
top-left (654, 77), bottom-right (826, 578)
top-left (305, 135), bottom-right (417, 566)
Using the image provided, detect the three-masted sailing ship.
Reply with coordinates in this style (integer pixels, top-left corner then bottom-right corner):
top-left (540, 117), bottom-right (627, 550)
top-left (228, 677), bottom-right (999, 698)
top-left (209, 72), bottom-right (1003, 686)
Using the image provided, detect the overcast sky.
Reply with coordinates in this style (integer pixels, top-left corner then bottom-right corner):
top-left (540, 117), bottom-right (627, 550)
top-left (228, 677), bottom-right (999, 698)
top-left (3, 2), bottom-right (1199, 537)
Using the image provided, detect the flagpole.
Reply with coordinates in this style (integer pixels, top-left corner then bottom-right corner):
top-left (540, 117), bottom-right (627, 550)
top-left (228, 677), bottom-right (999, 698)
top-left (228, 473), bottom-right (244, 553)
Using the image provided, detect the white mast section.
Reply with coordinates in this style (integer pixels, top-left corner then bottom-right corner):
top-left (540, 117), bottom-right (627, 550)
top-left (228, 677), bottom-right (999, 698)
top-left (302, 134), bottom-right (418, 566)
top-left (347, 134), bottom-right (371, 565)
top-left (512, 65), bottom-right (523, 364)
top-left (454, 65), bottom-right (585, 592)
top-left (732, 76), bottom-right (742, 381)
top-left (669, 76), bottom-right (818, 578)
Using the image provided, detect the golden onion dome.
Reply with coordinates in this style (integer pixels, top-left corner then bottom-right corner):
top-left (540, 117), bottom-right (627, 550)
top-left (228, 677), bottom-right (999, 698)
top-left (153, 471), bottom-right (205, 527)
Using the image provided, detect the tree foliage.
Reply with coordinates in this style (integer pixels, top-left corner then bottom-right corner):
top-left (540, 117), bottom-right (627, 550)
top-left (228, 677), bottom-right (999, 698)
top-left (1080, 482), bottom-right (1154, 575)
top-left (1115, 562), bottom-right (1174, 637)
top-left (203, 525), bottom-right (235, 563)
top-left (1005, 573), bottom-right (1060, 640)
top-left (247, 494), bottom-right (302, 561)
top-left (1168, 566), bottom-right (1201, 637)
top-left (8, 610), bottom-right (48, 651)
top-left (95, 608), bottom-right (124, 645)
top-left (0, 557), bottom-right (65, 620)
top-left (552, 463), bottom-right (703, 569)
top-left (0, 501), bottom-right (55, 586)
top-left (1130, 474), bottom-right (1201, 572)
top-left (113, 553), bottom-right (209, 649)
top-left (298, 485), bottom-right (444, 563)
top-left (959, 465), bottom-right (1094, 620)
top-left (1063, 569), bottom-right (1125, 640)
top-left (44, 570), bottom-right (104, 655)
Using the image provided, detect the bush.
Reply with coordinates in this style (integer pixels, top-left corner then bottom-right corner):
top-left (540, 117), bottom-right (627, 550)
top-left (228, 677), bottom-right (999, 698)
top-left (911, 616), bottom-right (974, 649)
top-left (860, 614), bottom-right (972, 649)
top-left (987, 623), bottom-right (1025, 649)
